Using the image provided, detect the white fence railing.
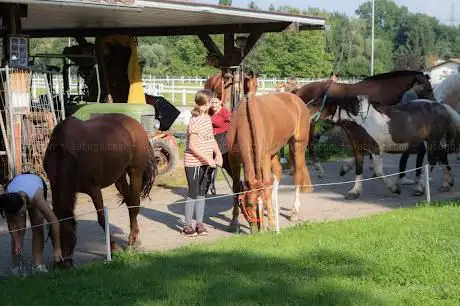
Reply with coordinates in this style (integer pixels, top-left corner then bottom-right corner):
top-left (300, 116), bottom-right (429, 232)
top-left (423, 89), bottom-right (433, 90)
top-left (30, 75), bottom-right (362, 105)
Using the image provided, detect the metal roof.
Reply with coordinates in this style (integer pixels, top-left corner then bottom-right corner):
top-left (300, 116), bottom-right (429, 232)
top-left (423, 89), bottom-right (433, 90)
top-left (0, 0), bottom-right (326, 37)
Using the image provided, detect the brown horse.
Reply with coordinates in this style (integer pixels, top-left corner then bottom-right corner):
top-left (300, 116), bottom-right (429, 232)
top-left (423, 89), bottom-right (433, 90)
top-left (204, 69), bottom-right (259, 109)
top-left (43, 113), bottom-right (157, 267)
top-left (294, 71), bottom-right (435, 179)
top-left (226, 92), bottom-right (313, 232)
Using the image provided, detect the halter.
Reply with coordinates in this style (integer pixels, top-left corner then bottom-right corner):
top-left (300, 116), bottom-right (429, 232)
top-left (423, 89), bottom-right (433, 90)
top-left (237, 181), bottom-right (264, 223)
top-left (311, 94), bottom-right (328, 123)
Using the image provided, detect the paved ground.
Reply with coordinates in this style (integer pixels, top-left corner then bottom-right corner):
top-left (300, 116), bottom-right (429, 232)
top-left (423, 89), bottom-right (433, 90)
top-left (1, 153), bottom-right (460, 278)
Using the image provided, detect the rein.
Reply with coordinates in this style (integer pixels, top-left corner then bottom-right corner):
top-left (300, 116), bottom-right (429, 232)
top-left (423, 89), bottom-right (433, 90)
top-left (311, 94), bottom-right (328, 123)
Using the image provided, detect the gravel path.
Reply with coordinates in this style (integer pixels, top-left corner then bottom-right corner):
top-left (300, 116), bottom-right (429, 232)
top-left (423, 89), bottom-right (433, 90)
top-left (1, 154), bottom-right (459, 278)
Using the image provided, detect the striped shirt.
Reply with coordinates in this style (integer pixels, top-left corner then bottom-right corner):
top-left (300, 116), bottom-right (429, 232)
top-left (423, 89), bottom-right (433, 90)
top-left (184, 115), bottom-right (214, 167)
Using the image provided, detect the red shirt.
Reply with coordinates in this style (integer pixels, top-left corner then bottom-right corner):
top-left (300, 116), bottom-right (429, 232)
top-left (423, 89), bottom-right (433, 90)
top-left (211, 107), bottom-right (231, 135)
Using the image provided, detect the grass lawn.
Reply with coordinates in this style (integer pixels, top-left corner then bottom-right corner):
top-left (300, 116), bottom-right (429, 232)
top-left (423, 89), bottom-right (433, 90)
top-left (1, 203), bottom-right (459, 305)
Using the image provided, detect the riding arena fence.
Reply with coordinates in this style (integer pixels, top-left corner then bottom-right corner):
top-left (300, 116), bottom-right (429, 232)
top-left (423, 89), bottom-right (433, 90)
top-left (30, 75), bottom-right (362, 106)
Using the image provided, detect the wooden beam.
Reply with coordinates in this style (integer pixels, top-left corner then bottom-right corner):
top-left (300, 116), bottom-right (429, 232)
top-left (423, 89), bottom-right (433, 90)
top-left (242, 31), bottom-right (263, 60)
top-left (22, 22), bottom-right (293, 38)
top-left (198, 34), bottom-right (223, 59)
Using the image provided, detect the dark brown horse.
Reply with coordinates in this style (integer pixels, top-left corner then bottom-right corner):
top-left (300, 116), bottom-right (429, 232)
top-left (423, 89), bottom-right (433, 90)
top-left (226, 92), bottom-right (313, 232)
top-left (204, 69), bottom-right (259, 109)
top-left (294, 70), bottom-right (435, 180)
top-left (43, 113), bottom-right (157, 267)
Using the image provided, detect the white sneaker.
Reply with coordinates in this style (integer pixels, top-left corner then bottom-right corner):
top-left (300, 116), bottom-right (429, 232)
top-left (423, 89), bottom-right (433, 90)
top-left (400, 177), bottom-right (416, 185)
top-left (11, 265), bottom-right (27, 277)
top-left (11, 266), bottom-right (21, 276)
top-left (31, 264), bottom-right (48, 274)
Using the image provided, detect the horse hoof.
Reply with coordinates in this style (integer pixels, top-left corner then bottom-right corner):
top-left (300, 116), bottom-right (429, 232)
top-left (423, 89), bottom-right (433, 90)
top-left (288, 213), bottom-right (299, 222)
top-left (346, 192), bottom-right (359, 200)
top-left (439, 186), bottom-right (451, 192)
top-left (228, 221), bottom-right (240, 233)
top-left (393, 186), bottom-right (402, 195)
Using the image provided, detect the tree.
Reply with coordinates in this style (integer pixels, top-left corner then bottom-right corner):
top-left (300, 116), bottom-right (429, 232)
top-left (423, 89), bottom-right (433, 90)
top-left (248, 1), bottom-right (258, 9)
top-left (218, 0), bottom-right (231, 6)
top-left (269, 4), bottom-right (275, 11)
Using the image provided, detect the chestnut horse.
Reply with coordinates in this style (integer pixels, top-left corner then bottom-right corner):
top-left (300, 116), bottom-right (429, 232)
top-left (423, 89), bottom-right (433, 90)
top-left (43, 113), bottom-right (157, 267)
top-left (226, 92), bottom-right (313, 232)
top-left (204, 69), bottom-right (259, 109)
top-left (294, 70), bottom-right (435, 180)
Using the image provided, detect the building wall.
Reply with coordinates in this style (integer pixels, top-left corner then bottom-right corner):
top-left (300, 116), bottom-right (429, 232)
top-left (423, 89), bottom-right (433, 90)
top-left (430, 62), bottom-right (460, 86)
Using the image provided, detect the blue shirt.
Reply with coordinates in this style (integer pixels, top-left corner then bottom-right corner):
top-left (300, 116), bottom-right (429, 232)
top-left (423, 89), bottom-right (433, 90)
top-left (6, 174), bottom-right (44, 200)
top-left (400, 89), bottom-right (418, 105)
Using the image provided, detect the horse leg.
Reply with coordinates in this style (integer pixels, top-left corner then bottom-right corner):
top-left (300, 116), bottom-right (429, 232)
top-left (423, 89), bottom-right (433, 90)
top-left (346, 150), bottom-right (364, 200)
top-left (266, 155), bottom-right (282, 231)
top-left (287, 140), bottom-right (308, 221)
top-left (371, 154), bottom-right (401, 195)
top-left (126, 170), bottom-right (142, 246)
top-left (228, 153), bottom-right (242, 233)
top-left (339, 158), bottom-right (354, 176)
top-left (413, 143), bottom-right (427, 196)
top-left (86, 188), bottom-right (118, 251)
top-left (439, 151), bottom-right (454, 192)
top-left (309, 122), bottom-right (325, 179)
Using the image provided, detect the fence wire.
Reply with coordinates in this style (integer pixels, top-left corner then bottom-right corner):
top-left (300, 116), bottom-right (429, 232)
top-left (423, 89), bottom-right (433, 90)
top-left (0, 164), bottom-right (437, 237)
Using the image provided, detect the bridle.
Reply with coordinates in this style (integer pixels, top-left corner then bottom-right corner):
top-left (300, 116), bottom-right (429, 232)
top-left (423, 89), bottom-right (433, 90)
top-left (237, 181), bottom-right (265, 223)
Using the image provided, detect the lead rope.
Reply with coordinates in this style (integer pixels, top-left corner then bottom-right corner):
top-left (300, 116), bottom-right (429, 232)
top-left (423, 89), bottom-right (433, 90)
top-left (312, 94), bottom-right (328, 123)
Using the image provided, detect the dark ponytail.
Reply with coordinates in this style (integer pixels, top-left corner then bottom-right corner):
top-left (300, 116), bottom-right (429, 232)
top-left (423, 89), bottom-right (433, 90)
top-left (0, 193), bottom-right (28, 218)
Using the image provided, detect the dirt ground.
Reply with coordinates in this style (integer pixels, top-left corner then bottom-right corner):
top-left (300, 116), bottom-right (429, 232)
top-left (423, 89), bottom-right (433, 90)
top-left (1, 154), bottom-right (460, 278)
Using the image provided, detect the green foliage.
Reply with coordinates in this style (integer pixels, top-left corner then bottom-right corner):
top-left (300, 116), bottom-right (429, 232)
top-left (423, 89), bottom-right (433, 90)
top-left (247, 1), bottom-right (257, 9)
top-left (27, 2), bottom-right (460, 78)
top-left (1, 205), bottom-right (460, 305)
top-left (218, 0), bottom-right (231, 5)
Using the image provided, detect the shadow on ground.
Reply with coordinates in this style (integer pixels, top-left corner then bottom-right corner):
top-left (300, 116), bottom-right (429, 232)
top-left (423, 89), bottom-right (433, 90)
top-left (0, 248), bottom-right (390, 305)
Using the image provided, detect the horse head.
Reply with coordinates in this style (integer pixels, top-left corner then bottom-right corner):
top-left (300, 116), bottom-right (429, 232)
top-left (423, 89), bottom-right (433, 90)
top-left (56, 217), bottom-right (77, 269)
top-left (239, 178), bottom-right (273, 232)
top-left (243, 71), bottom-right (259, 98)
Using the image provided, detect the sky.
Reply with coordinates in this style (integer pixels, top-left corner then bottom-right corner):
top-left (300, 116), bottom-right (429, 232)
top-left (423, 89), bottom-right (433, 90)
top-left (197, 0), bottom-right (459, 26)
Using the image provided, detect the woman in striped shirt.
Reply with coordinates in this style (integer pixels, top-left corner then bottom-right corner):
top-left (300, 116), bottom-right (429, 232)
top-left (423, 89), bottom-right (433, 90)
top-left (182, 89), bottom-right (223, 237)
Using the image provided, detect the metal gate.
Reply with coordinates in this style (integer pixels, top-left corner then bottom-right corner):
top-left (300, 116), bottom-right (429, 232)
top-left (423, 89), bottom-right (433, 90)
top-left (0, 66), bottom-right (65, 181)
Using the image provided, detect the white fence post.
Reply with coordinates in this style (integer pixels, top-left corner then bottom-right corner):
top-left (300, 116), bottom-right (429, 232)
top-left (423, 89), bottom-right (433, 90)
top-left (182, 88), bottom-right (187, 106)
top-left (104, 206), bottom-right (112, 261)
top-left (425, 163), bottom-right (431, 204)
top-left (272, 178), bottom-right (280, 234)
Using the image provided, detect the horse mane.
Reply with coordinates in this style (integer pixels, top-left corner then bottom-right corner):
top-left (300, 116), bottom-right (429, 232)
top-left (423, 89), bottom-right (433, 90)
top-left (362, 70), bottom-right (423, 81)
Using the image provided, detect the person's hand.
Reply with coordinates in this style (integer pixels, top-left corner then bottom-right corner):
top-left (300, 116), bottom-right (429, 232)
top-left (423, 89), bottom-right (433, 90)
top-left (215, 153), bottom-right (223, 167)
top-left (207, 158), bottom-right (216, 168)
top-left (53, 249), bottom-right (64, 263)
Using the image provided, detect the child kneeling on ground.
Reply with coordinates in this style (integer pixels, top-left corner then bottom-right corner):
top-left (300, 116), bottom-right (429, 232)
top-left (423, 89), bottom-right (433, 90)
top-left (182, 89), bottom-right (223, 237)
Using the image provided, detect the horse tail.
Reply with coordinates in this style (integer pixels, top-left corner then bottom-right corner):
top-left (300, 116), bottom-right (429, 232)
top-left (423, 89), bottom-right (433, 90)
top-left (247, 95), bottom-right (264, 181)
top-left (140, 141), bottom-right (158, 199)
